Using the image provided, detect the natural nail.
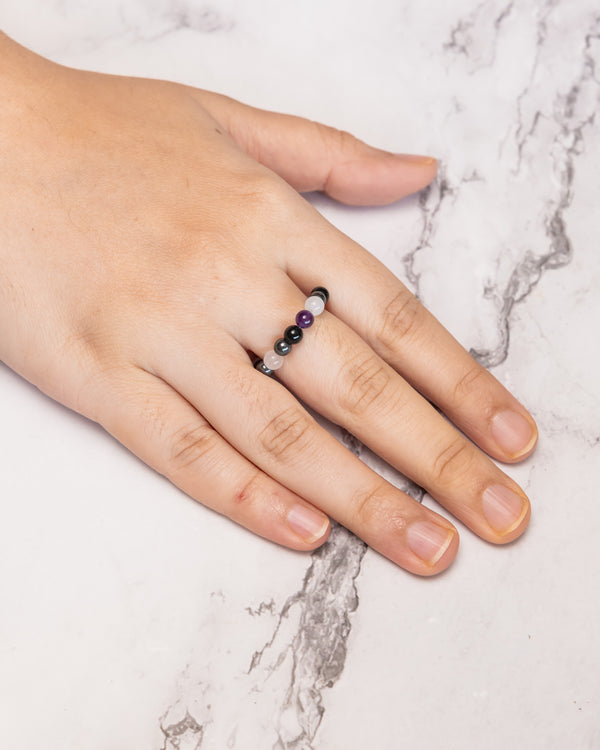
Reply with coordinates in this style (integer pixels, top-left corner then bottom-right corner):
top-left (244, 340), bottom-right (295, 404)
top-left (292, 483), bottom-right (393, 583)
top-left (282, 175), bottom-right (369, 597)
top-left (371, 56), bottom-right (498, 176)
top-left (395, 153), bottom-right (437, 166)
top-left (482, 485), bottom-right (527, 535)
top-left (406, 520), bottom-right (454, 566)
top-left (287, 504), bottom-right (329, 543)
top-left (491, 409), bottom-right (537, 457)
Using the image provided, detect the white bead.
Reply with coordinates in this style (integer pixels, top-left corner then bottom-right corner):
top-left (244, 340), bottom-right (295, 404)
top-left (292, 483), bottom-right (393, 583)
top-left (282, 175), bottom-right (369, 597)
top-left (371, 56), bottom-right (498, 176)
top-left (263, 350), bottom-right (284, 370)
top-left (305, 295), bottom-right (325, 316)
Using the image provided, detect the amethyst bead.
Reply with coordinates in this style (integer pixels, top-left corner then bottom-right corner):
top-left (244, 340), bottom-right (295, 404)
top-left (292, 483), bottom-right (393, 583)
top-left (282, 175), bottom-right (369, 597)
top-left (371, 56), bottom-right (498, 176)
top-left (296, 309), bottom-right (314, 329)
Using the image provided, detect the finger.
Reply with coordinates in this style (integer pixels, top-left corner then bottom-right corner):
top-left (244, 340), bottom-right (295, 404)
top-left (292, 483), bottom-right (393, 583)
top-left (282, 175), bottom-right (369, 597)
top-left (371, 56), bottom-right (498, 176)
top-left (190, 89), bottom-right (438, 205)
top-left (221, 274), bottom-right (531, 544)
top-left (267, 309), bottom-right (532, 545)
top-left (285, 222), bottom-right (539, 464)
top-left (92, 366), bottom-right (330, 551)
top-left (202, 262), bottom-right (531, 546)
top-left (150, 314), bottom-right (459, 576)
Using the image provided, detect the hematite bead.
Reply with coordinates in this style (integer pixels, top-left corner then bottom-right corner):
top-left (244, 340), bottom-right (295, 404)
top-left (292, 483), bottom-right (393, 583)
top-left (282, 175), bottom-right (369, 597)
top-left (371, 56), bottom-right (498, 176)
top-left (284, 325), bottom-right (303, 345)
top-left (274, 338), bottom-right (292, 356)
top-left (254, 359), bottom-right (275, 377)
top-left (296, 309), bottom-right (314, 329)
top-left (310, 286), bottom-right (329, 304)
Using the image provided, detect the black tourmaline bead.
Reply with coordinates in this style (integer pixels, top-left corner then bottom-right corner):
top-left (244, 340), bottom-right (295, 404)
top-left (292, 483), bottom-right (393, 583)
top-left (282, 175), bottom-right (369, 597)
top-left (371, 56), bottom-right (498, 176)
top-left (254, 359), bottom-right (275, 377)
top-left (284, 325), bottom-right (303, 345)
top-left (310, 286), bottom-right (329, 304)
top-left (274, 338), bottom-right (292, 356)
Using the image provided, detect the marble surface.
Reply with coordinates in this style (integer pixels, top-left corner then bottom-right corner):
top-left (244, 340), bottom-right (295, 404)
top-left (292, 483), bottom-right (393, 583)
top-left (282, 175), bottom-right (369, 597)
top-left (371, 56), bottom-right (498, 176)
top-left (1, 1), bottom-right (599, 748)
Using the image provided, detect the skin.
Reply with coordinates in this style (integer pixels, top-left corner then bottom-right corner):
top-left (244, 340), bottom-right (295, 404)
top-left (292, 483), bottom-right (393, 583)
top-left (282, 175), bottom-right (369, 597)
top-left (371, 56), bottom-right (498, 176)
top-left (0, 32), bottom-right (537, 576)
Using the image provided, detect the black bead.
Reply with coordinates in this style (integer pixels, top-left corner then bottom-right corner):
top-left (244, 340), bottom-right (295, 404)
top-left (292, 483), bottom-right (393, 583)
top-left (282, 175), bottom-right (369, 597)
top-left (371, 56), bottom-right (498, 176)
top-left (310, 286), bottom-right (329, 304)
top-left (284, 325), bottom-right (303, 345)
top-left (274, 338), bottom-right (292, 356)
top-left (254, 359), bottom-right (275, 377)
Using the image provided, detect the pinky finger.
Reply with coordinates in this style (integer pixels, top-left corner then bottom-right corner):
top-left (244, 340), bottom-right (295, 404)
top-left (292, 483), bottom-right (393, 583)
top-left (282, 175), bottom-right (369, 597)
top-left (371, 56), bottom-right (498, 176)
top-left (94, 366), bottom-right (331, 551)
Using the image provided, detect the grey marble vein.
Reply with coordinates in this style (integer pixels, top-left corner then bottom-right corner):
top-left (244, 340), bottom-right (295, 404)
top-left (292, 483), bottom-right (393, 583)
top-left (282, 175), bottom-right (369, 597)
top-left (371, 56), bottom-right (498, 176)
top-left (45, 0), bottom-right (234, 58)
top-left (475, 8), bottom-right (599, 367)
top-left (160, 711), bottom-right (205, 750)
top-left (402, 168), bottom-right (455, 301)
top-left (163, 2), bottom-right (234, 34)
top-left (406, 3), bottom-right (599, 368)
top-left (249, 524), bottom-right (367, 750)
top-left (443, 0), bottom-right (515, 70)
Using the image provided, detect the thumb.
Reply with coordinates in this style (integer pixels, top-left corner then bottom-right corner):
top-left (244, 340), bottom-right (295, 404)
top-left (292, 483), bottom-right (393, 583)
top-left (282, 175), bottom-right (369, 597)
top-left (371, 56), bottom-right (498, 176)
top-left (193, 90), bottom-right (437, 206)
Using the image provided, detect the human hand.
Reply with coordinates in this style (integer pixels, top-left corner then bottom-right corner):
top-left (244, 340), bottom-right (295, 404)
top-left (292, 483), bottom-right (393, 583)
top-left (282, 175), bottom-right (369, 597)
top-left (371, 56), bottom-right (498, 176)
top-left (0, 34), bottom-right (537, 575)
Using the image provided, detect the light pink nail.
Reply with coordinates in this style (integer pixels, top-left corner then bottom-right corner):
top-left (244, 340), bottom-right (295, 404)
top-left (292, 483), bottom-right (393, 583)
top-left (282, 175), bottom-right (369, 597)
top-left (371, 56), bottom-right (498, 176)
top-left (482, 485), bottom-right (527, 534)
top-left (287, 505), bottom-right (329, 543)
top-left (406, 521), bottom-right (454, 566)
top-left (491, 410), bottom-right (536, 457)
top-left (395, 153), bottom-right (437, 166)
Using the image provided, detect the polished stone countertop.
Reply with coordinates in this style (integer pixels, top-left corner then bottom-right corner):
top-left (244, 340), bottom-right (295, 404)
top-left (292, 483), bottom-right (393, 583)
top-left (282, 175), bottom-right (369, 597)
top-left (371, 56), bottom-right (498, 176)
top-left (1, 1), bottom-right (599, 748)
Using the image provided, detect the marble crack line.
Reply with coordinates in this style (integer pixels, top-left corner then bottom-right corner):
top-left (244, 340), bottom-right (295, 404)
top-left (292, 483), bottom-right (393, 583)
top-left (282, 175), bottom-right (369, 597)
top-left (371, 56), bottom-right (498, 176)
top-left (513, 5), bottom-right (599, 171)
top-left (159, 710), bottom-right (205, 750)
top-left (511, 0), bottom-right (562, 172)
top-left (403, 163), bottom-right (457, 299)
top-left (443, 0), bottom-right (515, 71)
top-left (248, 522), bottom-right (367, 750)
top-left (476, 45), bottom-right (599, 367)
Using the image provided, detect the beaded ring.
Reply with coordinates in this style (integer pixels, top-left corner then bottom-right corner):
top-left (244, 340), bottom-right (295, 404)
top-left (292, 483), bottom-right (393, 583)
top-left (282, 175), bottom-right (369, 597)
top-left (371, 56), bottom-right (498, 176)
top-left (254, 286), bottom-right (329, 377)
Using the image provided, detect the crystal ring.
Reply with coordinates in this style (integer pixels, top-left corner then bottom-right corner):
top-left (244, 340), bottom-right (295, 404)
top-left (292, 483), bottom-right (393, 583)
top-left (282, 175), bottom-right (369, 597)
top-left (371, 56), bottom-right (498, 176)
top-left (254, 286), bottom-right (329, 376)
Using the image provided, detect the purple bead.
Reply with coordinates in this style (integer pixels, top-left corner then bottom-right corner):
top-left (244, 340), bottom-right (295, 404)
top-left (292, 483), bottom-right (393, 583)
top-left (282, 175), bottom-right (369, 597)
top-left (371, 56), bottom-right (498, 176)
top-left (296, 309), bottom-right (314, 329)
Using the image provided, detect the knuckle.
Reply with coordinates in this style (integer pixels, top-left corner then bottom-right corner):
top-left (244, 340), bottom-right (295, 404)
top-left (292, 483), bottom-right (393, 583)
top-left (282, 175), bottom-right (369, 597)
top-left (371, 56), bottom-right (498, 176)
top-left (351, 480), bottom-right (391, 528)
top-left (315, 122), bottom-right (359, 156)
top-left (168, 422), bottom-right (219, 474)
top-left (376, 288), bottom-right (423, 354)
top-left (430, 436), bottom-right (474, 486)
top-left (314, 123), bottom-right (362, 192)
top-left (257, 407), bottom-right (315, 463)
top-left (235, 169), bottom-right (291, 222)
top-left (451, 362), bottom-right (488, 405)
top-left (337, 352), bottom-right (395, 419)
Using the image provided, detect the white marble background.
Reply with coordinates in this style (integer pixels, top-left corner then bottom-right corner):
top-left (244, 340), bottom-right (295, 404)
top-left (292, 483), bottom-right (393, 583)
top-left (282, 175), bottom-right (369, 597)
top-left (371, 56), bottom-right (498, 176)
top-left (1, 1), bottom-right (599, 748)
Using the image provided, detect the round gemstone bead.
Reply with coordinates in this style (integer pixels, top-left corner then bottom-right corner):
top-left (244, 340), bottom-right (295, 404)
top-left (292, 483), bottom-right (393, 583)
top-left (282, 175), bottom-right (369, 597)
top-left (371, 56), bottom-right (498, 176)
top-left (274, 338), bottom-right (292, 356)
top-left (305, 295), bottom-right (325, 316)
top-left (263, 350), bottom-right (284, 370)
top-left (310, 286), bottom-right (329, 303)
top-left (284, 325), bottom-right (303, 344)
top-left (254, 359), bottom-right (274, 377)
top-left (296, 309), bottom-right (314, 329)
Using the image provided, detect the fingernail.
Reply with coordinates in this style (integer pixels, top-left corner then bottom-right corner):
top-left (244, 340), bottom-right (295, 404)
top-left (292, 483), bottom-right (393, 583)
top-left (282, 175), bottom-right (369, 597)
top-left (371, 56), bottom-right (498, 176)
top-left (395, 153), bottom-right (437, 166)
top-left (287, 504), bottom-right (329, 543)
top-left (491, 409), bottom-right (537, 457)
top-left (406, 521), bottom-right (454, 566)
top-left (482, 485), bottom-right (527, 534)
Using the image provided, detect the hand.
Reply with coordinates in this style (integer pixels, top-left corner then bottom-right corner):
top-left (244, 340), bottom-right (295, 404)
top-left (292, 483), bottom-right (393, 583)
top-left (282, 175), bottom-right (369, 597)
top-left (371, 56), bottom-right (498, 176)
top-left (0, 33), bottom-right (537, 575)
